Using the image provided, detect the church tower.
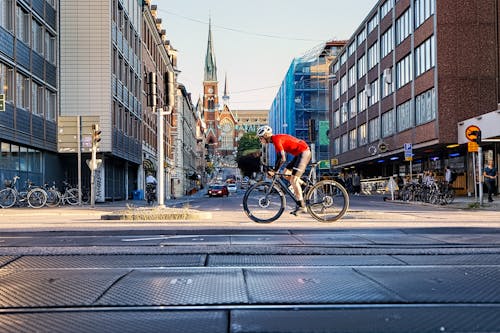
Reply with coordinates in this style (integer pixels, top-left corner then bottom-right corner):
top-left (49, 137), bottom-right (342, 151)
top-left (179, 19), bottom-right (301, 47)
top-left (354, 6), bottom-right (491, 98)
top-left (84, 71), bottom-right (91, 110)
top-left (203, 17), bottom-right (219, 155)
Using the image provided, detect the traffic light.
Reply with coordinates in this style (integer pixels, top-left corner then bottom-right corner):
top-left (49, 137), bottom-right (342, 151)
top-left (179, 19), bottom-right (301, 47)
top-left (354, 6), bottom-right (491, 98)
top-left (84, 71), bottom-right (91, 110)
top-left (471, 130), bottom-right (482, 144)
top-left (92, 123), bottom-right (102, 147)
top-left (147, 72), bottom-right (157, 107)
top-left (0, 94), bottom-right (5, 112)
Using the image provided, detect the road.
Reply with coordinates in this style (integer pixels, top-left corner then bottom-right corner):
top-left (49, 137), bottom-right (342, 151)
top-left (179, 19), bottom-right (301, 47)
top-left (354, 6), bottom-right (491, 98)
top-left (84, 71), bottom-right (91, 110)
top-left (0, 192), bottom-right (499, 332)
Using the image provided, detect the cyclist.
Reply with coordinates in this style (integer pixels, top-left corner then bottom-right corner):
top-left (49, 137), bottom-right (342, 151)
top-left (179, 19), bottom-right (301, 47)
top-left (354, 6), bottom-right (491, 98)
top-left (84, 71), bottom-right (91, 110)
top-left (257, 125), bottom-right (312, 215)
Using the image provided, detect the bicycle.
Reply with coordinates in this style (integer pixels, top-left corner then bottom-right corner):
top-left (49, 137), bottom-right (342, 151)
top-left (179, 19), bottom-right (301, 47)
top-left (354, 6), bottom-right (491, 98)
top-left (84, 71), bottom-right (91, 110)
top-left (146, 183), bottom-right (156, 205)
top-left (43, 181), bottom-right (62, 207)
top-left (61, 181), bottom-right (90, 205)
top-left (0, 176), bottom-right (47, 209)
top-left (242, 163), bottom-right (349, 223)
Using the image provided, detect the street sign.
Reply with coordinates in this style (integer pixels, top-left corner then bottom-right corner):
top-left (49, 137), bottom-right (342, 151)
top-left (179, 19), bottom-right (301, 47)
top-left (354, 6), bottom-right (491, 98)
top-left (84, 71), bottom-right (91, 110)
top-left (404, 143), bottom-right (413, 161)
top-left (318, 160), bottom-right (330, 169)
top-left (465, 125), bottom-right (481, 141)
top-left (468, 141), bottom-right (479, 152)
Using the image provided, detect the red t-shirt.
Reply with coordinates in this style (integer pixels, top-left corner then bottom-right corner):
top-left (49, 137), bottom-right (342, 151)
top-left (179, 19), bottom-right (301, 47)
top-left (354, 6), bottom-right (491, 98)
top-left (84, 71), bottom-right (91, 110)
top-left (271, 134), bottom-right (309, 156)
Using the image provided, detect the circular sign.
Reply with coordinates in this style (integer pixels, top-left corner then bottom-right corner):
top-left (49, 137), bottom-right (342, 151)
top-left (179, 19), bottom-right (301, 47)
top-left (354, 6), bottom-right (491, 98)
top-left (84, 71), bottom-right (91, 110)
top-left (378, 142), bottom-right (388, 153)
top-left (465, 125), bottom-right (481, 141)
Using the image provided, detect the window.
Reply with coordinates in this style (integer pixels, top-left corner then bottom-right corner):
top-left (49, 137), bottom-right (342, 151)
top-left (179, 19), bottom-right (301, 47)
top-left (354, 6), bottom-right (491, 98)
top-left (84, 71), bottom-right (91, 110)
top-left (341, 133), bottom-right (348, 153)
top-left (341, 102), bottom-right (348, 124)
top-left (380, 0), bottom-right (394, 19)
top-left (358, 90), bottom-right (367, 113)
top-left (348, 66), bottom-right (356, 87)
top-left (415, 36), bottom-right (435, 77)
top-left (45, 89), bottom-right (56, 121)
top-left (333, 82), bottom-right (339, 101)
top-left (340, 75), bottom-right (347, 94)
top-left (357, 54), bottom-right (367, 79)
top-left (396, 9), bottom-right (411, 45)
top-left (340, 52), bottom-right (347, 66)
top-left (397, 100), bottom-right (413, 132)
top-left (16, 5), bottom-right (30, 44)
top-left (382, 68), bottom-right (394, 97)
top-left (0, 0), bottom-right (14, 32)
top-left (31, 81), bottom-right (44, 116)
top-left (44, 32), bottom-right (56, 64)
top-left (357, 28), bottom-right (366, 46)
top-left (415, 0), bottom-right (435, 28)
top-left (380, 27), bottom-right (393, 59)
top-left (348, 42), bottom-right (356, 56)
top-left (396, 54), bottom-right (413, 88)
top-left (368, 117), bottom-right (380, 142)
top-left (349, 97), bottom-right (357, 118)
top-left (32, 19), bottom-right (43, 54)
top-left (381, 109), bottom-right (396, 137)
top-left (0, 63), bottom-right (14, 101)
top-left (415, 88), bottom-right (436, 125)
top-left (349, 129), bottom-right (357, 150)
top-left (368, 15), bottom-right (379, 34)
top-left (358, 123), bottom-right (368, 146)
top-left (367, 42), bottom-right (378, 70)
top-left (16, 72), bottom-right (29, 109)
top-left (369, 79), bottom-right (380, 105)
top-left (333, 109), bottom-right (340, 128)
top-left (334, 137), bottom-right (340, 156)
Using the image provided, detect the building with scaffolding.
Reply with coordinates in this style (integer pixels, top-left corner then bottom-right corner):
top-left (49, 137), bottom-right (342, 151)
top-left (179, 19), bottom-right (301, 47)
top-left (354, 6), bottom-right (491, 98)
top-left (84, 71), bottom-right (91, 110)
top-left (268, 41), bottom-right (345, 169)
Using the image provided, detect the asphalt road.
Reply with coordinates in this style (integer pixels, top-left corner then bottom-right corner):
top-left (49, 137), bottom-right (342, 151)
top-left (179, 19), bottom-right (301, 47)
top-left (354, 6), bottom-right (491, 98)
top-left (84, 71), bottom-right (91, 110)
top-left (0, 192), bottom-right (500, 332)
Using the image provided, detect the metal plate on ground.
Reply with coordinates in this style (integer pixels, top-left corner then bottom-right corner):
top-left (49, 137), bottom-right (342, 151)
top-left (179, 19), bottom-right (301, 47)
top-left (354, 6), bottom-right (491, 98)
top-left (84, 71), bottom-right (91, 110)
top-left (293, 234), bottom-right (375, 245)
top-left (0, 269), bottom-right (128, 307)
top-left (420, 233), bottom-right (500, 245)
top-left (357, 234), bottom-right (447, 245)
top-left (159, 235), bottom-right (230, 246)
top-left (3, 254), bottom-right (206, 269)
top-left (208, 254), bottom-right (403, 267)
top-left (230, 306), bottom-right (500, 333)
top-left (96, 268), bottom-right (248, 306)
top-left (230, 235), bottom-right (301, 245)
top-left (0, 256), bottom-right (17, 268)
top-left (0, 310), bottom-right (227, 333)
top-left (244, 267), bottom-right (402, 304)
top-left (394, 254), bottom-right (500, 266)
top-left (357, 266), bottom-right (500, 302)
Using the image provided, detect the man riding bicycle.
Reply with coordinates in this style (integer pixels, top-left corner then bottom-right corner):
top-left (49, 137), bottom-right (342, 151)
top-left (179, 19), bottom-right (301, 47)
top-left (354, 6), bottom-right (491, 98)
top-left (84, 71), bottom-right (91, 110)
top-left (257, 125), bottom-right (312, 215)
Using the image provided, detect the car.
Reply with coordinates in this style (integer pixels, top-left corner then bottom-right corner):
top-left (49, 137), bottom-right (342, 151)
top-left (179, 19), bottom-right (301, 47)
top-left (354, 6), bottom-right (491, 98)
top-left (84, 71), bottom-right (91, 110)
top-left (227, 183), bottom-right (237, 193)
top-left (207, 184), bottom-right (229, 197)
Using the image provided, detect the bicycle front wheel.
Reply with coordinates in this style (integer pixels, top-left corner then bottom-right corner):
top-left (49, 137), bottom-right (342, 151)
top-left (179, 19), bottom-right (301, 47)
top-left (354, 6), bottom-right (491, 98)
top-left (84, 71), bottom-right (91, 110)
top-left (27, 188), bottom-right (47, 208)
top-left (305, 180), bottom-right (349, 222)
top-left (45, 189), bottom-right (62, 207)
top-left (0, 188), bottom-right (16, 208)
top-left (63, 188), bottom-right (80, 205)
top-left (242, 181), bottom-right (285, 223)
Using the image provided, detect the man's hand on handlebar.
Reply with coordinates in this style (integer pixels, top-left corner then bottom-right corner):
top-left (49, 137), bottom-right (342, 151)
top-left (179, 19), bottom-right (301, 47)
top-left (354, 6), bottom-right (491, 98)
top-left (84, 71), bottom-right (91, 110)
top-left (267, 169), bottom-right (276, 178)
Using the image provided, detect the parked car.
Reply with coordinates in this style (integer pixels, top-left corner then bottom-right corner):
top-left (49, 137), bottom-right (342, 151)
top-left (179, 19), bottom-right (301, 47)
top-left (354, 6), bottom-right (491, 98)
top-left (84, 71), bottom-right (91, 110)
top-left (227, 183), bottom-right (237, 193)
top-left (207, 184), bottom-right (229, 197)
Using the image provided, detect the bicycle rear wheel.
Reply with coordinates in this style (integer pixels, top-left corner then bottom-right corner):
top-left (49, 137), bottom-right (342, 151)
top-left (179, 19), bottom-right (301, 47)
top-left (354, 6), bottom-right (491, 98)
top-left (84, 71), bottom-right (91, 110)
top-left (305, 180), bottom-right (349, 222)
top-left (242, 181), bottom-right (285, 223)
top-left (45, 189), bottom-right (62, 207)
top-left (27, 188), bottom-right (47, 208)
top-left (0, 188), bottom-right (16, 208)
top-left (63, 188), bottom-right (80, 205)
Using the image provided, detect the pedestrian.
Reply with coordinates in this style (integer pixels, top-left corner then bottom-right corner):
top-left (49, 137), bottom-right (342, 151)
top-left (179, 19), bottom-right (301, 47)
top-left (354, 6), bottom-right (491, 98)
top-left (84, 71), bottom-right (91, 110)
top-left (257, 125), bottom-right (312, 215)
top-left (445, 166), bottom-right (452, 184)
top-left (146, 173), bottom-right (157, 185)
top-left (483, 160), bottom-right (497, 202)
top-left (352, 171), bottom-right (361, 195)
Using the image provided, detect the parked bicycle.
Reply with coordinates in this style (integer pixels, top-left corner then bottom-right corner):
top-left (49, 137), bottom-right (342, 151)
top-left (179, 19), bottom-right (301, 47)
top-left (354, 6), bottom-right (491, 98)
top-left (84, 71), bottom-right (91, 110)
top-left (146, 183), bottom-right (156, 205)
top-left (61, 181), bottom-right (90, 205)
top-left (242, 163), bottom-right (349, 223)
top-left (0, 176), bottom-right (47, 209)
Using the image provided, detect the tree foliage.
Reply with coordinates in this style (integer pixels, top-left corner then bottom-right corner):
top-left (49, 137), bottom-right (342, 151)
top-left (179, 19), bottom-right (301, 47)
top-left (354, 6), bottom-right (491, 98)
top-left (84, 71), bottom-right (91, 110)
top-left (236, 132), bottom-right (261, 177)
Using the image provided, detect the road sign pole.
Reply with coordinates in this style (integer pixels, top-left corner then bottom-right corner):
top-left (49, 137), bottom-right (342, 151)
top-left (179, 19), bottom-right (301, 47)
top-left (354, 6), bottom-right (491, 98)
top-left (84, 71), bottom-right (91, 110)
top-left (478, 147), bottom-right (483, 204)
top-left (77, 116), bottom-right (82, 206)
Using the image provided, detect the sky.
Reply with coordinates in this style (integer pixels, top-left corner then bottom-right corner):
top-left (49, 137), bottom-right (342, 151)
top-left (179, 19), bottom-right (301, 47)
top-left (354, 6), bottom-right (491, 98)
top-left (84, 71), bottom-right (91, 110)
top-left (155, 0), bottom-right (379, 110)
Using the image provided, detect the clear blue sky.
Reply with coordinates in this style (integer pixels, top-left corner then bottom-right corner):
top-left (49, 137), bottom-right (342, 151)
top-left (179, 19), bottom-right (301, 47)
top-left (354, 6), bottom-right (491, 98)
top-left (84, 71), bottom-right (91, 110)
top-left (156, 0), bottom-right (379, 109)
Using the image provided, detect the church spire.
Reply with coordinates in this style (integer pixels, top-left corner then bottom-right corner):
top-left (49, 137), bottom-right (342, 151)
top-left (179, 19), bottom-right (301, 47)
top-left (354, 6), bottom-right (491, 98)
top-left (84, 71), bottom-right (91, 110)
top-left (222, 72), bottom-right (229, 105)
top-left (204, 17), bottom-right (217, 82)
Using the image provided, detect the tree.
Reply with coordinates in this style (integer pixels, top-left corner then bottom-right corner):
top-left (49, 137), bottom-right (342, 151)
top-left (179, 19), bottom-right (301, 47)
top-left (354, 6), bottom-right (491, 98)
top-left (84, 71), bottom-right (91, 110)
top-left (236, 132), bottom-right (261, 177)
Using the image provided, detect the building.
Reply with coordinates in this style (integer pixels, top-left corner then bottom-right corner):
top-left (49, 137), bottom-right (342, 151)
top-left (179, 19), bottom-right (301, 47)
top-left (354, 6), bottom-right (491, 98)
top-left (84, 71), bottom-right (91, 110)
top-left (328, 0), bottom-right (500, 195)
top-left (269, 41), bottom-right (345, 168)
top-left (0, 0), bottom-right (59, 186)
